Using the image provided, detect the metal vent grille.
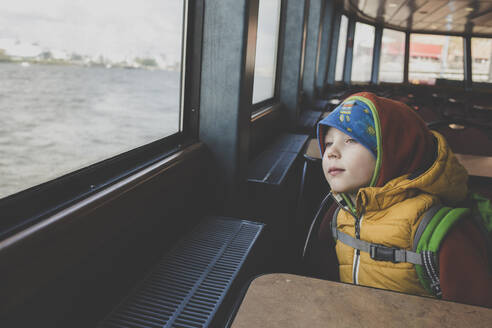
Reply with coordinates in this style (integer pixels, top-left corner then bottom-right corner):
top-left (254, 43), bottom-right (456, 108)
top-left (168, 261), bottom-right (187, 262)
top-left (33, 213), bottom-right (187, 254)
top-left (99, 217), bottom-right (263, 328)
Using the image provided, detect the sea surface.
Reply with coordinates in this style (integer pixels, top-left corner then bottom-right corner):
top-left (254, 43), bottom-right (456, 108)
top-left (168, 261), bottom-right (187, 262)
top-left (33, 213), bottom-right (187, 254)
top-left (0, 62), bottom-right (180, 198)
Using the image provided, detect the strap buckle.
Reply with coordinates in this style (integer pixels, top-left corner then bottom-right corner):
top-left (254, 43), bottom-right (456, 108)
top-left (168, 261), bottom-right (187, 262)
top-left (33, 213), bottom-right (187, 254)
top-left (370, 244), bottom-right (398, 263)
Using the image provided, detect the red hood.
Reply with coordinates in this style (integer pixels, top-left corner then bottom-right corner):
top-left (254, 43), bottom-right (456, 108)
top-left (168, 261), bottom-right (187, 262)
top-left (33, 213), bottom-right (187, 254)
top-left (348, 92), bottom-right (436, 187)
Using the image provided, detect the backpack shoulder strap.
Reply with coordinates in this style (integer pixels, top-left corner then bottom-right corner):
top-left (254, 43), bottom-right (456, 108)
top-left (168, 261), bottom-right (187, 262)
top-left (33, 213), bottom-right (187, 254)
top-left (331, 206), bottom-right (341, 241)
top-left (412, 204), bottom-right (443, 251)
top-left (416, 207), bottom-right (470, 253)
top-left (415, 206), bottom-right (471, 297)
top-left (302, 192), bottom-right (333, 260)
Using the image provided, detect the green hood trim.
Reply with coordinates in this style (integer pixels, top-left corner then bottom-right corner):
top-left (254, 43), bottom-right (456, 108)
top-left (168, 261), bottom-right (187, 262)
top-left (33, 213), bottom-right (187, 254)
top-left (344, 95), bottom-right (382, 187)
top-left (337, 95), bottom-right (383, 213)
top-left (341, 193), bottom-right (356, 215)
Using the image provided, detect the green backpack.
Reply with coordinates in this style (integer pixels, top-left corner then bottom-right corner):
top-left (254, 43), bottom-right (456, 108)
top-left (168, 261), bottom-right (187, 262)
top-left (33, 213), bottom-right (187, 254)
top-left (331, 192), bottom-right (492, 297)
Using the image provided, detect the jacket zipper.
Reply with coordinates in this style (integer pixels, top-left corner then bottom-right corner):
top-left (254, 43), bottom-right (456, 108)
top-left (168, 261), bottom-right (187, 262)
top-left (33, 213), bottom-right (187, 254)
top-left (331, 194), bottom-right (365, 285)
top-left (353, 215), bottom-right (363, 284)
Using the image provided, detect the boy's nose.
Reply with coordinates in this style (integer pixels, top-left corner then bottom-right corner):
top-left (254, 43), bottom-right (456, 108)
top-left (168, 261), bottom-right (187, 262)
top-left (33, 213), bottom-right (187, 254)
top-left (328, 152), bottom-right (340, 159)
top-left (326, 147), bottom-right (340, 159)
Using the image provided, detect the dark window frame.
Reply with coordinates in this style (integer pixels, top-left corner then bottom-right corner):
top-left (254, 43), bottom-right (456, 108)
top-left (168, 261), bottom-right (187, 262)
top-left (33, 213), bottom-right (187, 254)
top-left (407, 32), bottom-right (466, 86)
top-left (0, 0), bottom-right (204, 240)
top-left (334, 13), bottom-right (349, 82)
top-left (470, 36), bottom-right (492, 86)
top-left (335, 6), bottom-right (492, 91)
top-left (350, 20), bottom-right (376, 83)
top-left (251, 0), bottom-right (285, 114)
top-left (378, 27), bottom-right (406, 84)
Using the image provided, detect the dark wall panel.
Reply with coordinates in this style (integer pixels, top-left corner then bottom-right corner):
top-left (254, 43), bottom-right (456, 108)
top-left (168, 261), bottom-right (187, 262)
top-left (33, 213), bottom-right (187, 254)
top-left (0, 144), bottom-right (216, 327)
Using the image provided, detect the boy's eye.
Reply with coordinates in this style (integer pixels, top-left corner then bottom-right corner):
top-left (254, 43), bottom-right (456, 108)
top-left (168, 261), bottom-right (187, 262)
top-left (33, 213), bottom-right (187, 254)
top-left (346, 138), bottom-right (357, 144)
top-left (324, 142), bottom-right (333, 148)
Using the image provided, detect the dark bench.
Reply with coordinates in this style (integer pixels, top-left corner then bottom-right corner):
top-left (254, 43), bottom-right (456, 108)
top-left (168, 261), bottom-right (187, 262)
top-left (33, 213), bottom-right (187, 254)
top-left (297, 110), bottom-right (323, 134)
top-left (248, 133), bottom-right (309, 186)
top-left (245, 133), bottom-right (310, 269)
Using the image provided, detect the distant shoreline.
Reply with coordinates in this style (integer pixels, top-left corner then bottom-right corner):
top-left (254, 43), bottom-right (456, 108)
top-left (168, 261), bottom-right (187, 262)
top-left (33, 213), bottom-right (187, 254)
top-left (0, 57), bottom-right (180, 71)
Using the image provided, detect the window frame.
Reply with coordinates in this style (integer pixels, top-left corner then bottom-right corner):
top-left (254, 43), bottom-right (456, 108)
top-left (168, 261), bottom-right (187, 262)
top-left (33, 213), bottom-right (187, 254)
top-left (350, 21), bottom-right (376, 83)
top-left (0, 0), bottom-right (203, 240)
top-left (404, 30), bottom-right (492, 90)
top-left (334, 14), bottom-right (349, 82)
top-left (470, 36), bottom-right (492, 85)
top-left (407, 32), bottom-right (465, 86)
top-left (328, 10), bottom-right (490, 89)
top-left (378, 27), bottom-right (406, 84)
top-left (251, 0), bottom-right (285, 115)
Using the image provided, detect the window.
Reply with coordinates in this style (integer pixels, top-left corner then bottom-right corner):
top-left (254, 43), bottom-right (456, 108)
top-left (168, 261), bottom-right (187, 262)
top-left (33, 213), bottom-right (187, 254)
top-left (379, 29), bottom-right (405, 83)
top-left (351, 22), bottom-right (375, 82)
top-left (409, 34), bottom-right (464, 85)
top-left (252, 0), bottom-right (282, 104)
top-left (334, 15), bottom-right (348, 81)
top-left (0, 0), bottom-right (185, 199)
top-left (471, 37), bottom-right (492, 83)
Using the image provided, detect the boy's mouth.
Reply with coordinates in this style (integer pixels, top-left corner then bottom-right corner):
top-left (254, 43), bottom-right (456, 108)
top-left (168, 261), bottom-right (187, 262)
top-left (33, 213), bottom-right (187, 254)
top-left (328, 167), bottom-right (345, 176)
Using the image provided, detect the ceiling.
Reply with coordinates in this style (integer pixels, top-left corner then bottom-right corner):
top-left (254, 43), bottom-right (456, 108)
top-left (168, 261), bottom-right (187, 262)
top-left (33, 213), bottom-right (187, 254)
top-left (342, 0), bottom-right (492, 35)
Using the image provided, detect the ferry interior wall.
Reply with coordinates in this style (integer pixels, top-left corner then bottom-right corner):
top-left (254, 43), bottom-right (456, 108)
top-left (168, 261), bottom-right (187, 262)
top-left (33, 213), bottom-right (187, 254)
top-left (1, 0), bottom-right (492, 327)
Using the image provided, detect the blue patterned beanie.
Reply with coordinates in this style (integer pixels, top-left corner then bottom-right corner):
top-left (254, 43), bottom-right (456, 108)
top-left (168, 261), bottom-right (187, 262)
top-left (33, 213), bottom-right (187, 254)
top-left (317, 99), bottom-right (377, 157)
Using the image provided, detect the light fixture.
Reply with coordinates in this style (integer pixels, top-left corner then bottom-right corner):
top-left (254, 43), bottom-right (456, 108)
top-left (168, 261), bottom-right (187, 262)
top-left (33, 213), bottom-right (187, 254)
top-left (465, 7), bottom-right (474, 12)
top-left (449, 123), bottom-right (465, 130)
top-left (389, 3), bottom-right (397, 8)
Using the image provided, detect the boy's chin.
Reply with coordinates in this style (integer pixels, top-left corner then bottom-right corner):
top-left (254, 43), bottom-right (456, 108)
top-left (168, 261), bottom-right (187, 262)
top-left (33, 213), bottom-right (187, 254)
top-left (330, 187), bottom-right (358, 195)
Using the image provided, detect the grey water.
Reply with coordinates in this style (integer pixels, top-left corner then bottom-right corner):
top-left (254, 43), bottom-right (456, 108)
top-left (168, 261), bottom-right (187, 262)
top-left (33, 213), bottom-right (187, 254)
top-left (0, 62), bottom-right (180, 199)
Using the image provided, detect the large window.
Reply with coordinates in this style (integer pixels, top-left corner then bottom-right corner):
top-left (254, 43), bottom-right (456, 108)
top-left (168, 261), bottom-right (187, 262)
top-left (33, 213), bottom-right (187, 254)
top-left (409, 34), bottom-right (464, 85)
top-left (252, 0), bottom-right (282, 104)
top-left (471, 37), bottom-right (492, 83)
top-left (0, 0), bottom-right (185, 199)
top-left (351, 22), bottom-right (375, 82)
top-left (379, 29), bottom-right (405, 83)
top-left (334, 15), bottom-right (348, 81)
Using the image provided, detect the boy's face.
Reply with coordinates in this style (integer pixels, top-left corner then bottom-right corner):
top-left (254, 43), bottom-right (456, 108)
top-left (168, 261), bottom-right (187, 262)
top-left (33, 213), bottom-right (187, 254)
top-left (322, 127), bottom-right (376, 195)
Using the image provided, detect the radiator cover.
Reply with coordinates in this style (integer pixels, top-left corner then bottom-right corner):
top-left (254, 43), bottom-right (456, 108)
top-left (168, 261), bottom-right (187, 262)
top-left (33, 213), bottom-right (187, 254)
top-left (98, 217), bottom-right (264, 328)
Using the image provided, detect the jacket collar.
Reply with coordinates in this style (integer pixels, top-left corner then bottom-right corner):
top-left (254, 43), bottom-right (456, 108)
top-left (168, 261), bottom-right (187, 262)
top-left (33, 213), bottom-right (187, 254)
top-left (345, 131), bottom-right (468, 213)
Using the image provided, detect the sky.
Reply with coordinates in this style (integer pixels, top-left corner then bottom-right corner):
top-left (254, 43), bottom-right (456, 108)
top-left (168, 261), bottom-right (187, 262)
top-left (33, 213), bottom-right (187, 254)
top-left (0, 0), bottom-right (184, 63)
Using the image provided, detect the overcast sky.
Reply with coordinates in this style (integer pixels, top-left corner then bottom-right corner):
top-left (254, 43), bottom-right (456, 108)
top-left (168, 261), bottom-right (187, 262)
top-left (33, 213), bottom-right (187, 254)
top-left (0, 0), bottom-right (184, 62)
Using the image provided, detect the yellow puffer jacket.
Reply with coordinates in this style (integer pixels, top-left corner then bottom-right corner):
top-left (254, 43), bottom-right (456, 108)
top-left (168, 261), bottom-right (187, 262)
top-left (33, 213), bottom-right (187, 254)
top-left (335, 131), bottom-right (468, 295)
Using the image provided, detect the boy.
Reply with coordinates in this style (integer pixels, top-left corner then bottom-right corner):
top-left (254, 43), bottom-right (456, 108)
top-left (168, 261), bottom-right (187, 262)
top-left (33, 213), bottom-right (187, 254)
top-left (316, 92), bottom-right (492, 307)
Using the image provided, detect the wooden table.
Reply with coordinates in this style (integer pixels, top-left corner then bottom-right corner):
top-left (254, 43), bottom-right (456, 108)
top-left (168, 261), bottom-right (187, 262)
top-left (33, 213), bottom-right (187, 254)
top-left (305, 138), bottom-right (322, 160)
top-left (455, 153), bottom-right (492, 178)
top-left (231, 274), bottom-right (492, 328)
